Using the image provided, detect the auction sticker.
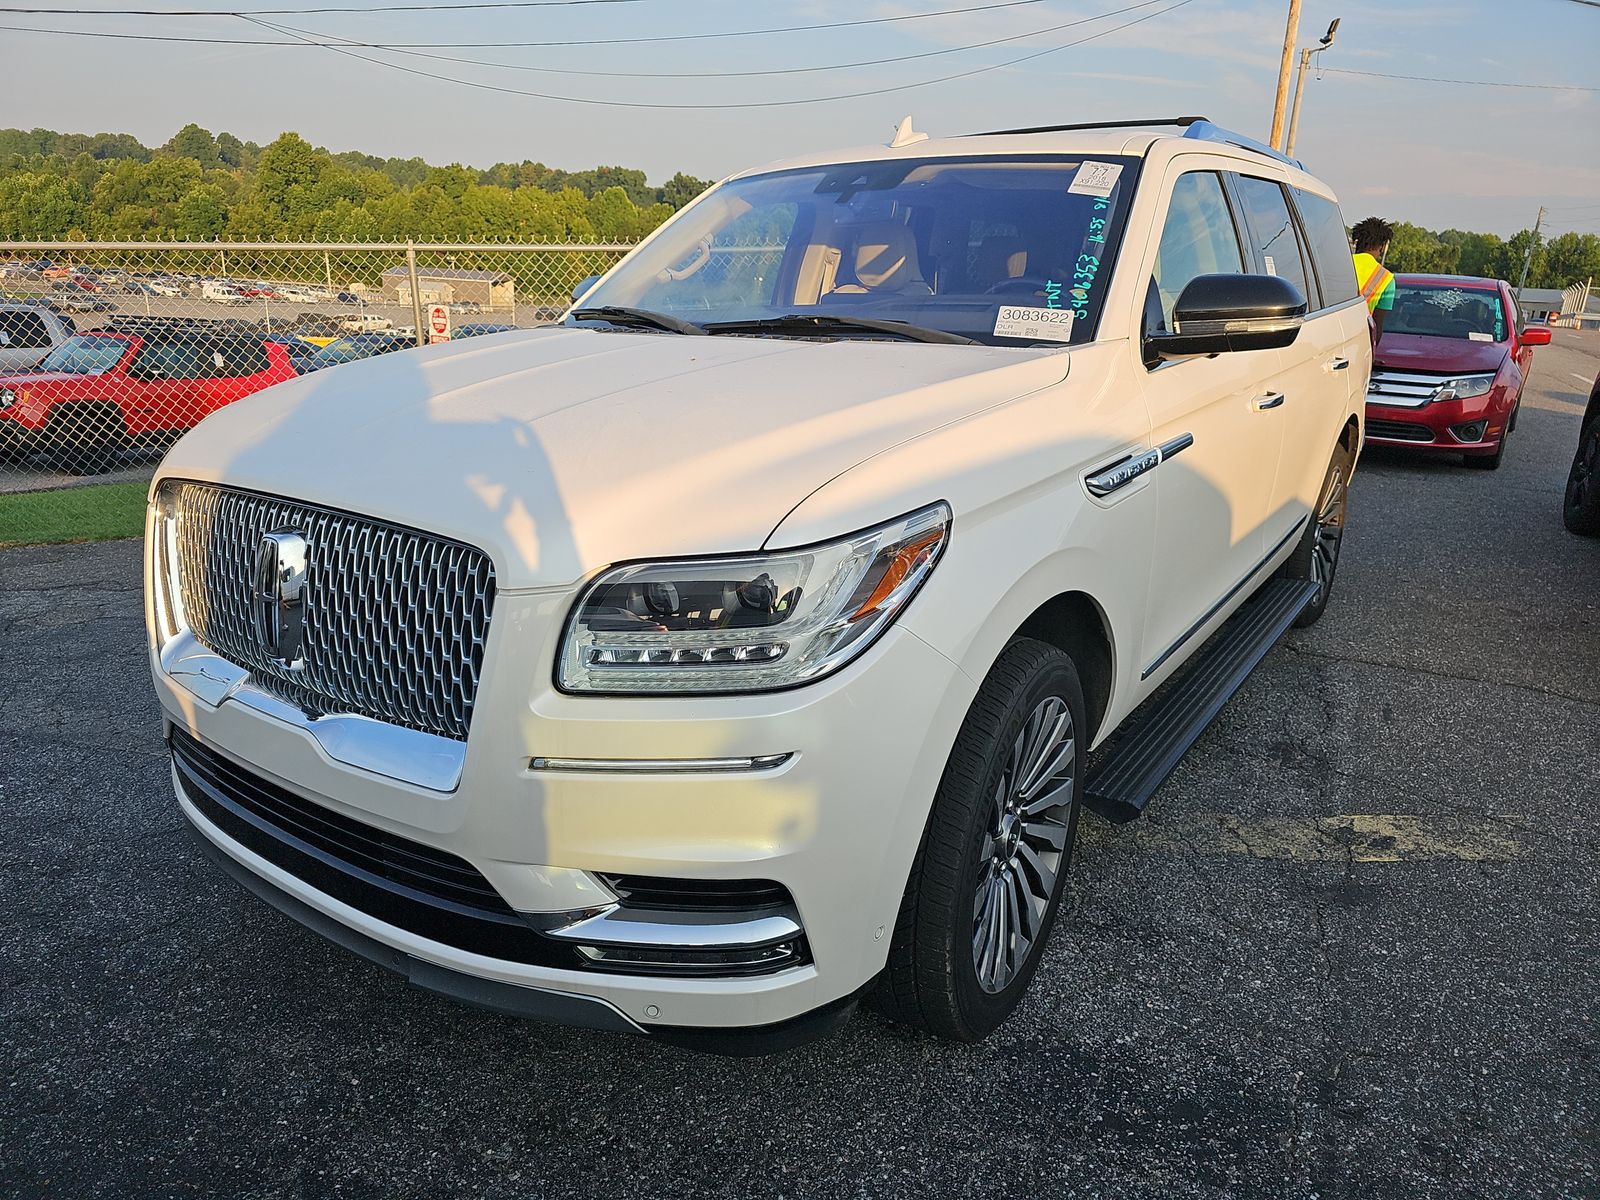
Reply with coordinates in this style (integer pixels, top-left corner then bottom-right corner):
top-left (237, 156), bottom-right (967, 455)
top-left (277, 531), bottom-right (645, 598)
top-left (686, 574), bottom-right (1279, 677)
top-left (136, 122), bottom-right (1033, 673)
top-left (1067, 161), bottom-right (1124, 197)
top-left (994, 305), bottom-right (1075, 343)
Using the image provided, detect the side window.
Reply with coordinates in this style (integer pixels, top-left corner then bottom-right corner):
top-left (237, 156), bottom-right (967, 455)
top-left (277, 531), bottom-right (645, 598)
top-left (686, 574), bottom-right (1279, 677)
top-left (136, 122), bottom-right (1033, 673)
top-left (132, 341), bottom-right (212, 380)
top-left (1292, 188), bottom-right (1359, 307)
top-left (217, 340), bottom-right (271, 377)
top-left (0, 310), bottom-right (54, 349)
top-left (1150, 172), bottom-right (1246, 330)
top-left (1233, 175), bottom-right (1315, 309)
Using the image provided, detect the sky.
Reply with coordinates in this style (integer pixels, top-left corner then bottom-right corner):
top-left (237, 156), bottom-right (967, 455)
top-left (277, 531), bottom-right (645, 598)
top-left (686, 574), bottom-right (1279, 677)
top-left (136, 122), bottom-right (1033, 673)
top-left (3, 0), bottom-right (1598, 237)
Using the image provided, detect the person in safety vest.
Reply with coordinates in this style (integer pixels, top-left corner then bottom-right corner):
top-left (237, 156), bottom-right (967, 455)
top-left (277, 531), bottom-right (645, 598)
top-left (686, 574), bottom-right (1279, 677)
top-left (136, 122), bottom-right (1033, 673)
top-left (1351, 217), bottom-right (1396, 340)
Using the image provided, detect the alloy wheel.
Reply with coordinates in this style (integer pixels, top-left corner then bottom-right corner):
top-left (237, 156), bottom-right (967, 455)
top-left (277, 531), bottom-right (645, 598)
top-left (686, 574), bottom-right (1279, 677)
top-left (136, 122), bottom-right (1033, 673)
top-left (972, 695), bottom-right (1076, 994)
top-left (1309, 463), bottom-right (1348, 601)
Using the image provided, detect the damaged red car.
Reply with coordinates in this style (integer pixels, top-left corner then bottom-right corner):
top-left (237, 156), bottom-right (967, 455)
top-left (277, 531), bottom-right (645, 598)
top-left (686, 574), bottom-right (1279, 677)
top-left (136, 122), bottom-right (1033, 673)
top-left (1364, 274), bottom-right (1550, 469)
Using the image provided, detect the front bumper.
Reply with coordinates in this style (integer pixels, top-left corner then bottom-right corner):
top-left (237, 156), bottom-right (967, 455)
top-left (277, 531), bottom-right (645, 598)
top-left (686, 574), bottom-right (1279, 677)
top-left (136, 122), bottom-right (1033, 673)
top-left (1364, 390), bottom-right (1512, 455)
top-left (151, 572), bottom-right (975, 1041)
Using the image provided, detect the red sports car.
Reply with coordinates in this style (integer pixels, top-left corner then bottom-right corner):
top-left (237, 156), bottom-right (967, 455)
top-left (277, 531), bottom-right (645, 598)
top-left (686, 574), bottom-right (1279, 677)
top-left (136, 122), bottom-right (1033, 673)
top-left (1364, 273), bottom-right (1551, 469)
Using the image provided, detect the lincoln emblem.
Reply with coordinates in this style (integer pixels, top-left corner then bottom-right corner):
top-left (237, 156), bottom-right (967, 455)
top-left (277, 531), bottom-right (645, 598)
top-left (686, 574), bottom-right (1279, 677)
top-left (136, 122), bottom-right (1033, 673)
top-left (254, 529), bottom-right (308, 668)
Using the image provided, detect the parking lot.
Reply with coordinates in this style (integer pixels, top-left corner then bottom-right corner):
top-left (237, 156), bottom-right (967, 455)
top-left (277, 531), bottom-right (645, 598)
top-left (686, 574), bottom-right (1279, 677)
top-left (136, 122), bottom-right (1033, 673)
top-left (2, 330), bottom-right (1596, 1198)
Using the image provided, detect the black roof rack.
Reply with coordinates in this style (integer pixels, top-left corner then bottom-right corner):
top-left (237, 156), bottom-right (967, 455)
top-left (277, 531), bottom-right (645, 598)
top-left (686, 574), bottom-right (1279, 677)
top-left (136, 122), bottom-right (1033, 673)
top-left (969, 116), bottom-right (1209, 136)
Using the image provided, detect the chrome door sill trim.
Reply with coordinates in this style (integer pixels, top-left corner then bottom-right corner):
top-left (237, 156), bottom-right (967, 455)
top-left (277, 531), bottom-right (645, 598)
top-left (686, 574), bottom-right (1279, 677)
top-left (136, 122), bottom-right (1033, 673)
top-left (159, 631), bottom-right (465, 792)
top-left (528, 754), bottom-right (793, 774)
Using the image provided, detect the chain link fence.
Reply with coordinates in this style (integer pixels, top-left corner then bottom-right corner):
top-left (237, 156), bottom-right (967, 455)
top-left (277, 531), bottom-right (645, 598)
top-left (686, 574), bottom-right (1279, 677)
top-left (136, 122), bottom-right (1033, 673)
top-left (0, 240), bottom-right (631, 546)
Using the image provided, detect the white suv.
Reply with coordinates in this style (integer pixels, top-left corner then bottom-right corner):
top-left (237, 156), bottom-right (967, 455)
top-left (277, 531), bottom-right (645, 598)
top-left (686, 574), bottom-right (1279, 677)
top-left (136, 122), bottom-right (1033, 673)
top-left (146, 118), bottom-right (1367, 1051)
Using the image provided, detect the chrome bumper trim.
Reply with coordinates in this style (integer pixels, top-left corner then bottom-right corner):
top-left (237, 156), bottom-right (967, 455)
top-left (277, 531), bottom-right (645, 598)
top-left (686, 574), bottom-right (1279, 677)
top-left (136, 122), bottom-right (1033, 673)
top-left (528, 753), bottom-right (793, 775)
top-left (159, 631), bottom-right (466, 792)
top-left (538, 906), bottom-right (805, 951)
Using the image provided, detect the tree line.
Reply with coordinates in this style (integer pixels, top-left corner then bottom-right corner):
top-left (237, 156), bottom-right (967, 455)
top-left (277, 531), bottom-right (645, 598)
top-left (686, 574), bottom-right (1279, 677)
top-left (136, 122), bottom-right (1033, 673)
top-left (1378, 220), bottom-right (1598, 292)
top-left (0, 124), bottom-right (711, 244)
top-left (1, 124), bottom-right (1596, 290)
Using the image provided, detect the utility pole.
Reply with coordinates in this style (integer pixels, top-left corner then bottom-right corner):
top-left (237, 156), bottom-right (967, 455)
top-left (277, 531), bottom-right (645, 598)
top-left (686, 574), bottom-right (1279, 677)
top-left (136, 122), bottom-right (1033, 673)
top-left (1285, 18), bottom-right (1340, 155)
top-left (1516, 206), bottom-right (1546, 297)
top-left (1269, 0), bottom-right (1303, 150)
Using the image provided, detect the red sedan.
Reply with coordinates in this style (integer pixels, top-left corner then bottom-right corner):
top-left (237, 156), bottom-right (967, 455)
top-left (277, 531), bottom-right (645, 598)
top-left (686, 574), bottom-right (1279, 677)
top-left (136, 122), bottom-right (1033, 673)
top-left (1364, 274), bottom-right (1551, 469)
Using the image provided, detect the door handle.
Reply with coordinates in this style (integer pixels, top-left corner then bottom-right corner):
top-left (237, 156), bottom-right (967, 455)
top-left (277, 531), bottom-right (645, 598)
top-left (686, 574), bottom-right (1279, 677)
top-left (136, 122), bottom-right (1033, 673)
top-left (1328, 357), bottom-right (1351, 371)
top-left (1085, 433), bottom-right (1194, 497)
top-left (1255, 391), bottom-right (1286, 411)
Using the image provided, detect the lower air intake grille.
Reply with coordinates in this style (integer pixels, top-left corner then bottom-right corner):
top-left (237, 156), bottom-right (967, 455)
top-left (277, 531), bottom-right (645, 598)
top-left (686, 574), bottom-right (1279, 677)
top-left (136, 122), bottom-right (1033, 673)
top-left (1366, 418), bottom-right (1435, 443)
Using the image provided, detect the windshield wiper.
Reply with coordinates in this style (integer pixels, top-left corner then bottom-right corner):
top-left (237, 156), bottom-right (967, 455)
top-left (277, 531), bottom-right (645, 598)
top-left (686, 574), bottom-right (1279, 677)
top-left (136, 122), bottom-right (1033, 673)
top-left (703, 314), bottom-right (978, 346)
top-left (569, 306), bottom-right (704, 336)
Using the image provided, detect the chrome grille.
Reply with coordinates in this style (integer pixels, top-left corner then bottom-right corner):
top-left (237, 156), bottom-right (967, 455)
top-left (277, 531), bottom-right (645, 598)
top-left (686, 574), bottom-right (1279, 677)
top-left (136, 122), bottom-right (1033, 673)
top-left (167, 481), bottom-right (495, 741)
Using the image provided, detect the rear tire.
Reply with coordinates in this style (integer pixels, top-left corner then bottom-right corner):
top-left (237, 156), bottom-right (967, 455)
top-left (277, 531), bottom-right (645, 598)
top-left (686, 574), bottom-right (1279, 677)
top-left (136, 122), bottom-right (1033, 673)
top-left (42, 403), bottom-right (126, 476)
top-left (1281, 441), bottom-right (1353, 628)
top-left (870, 638), bottom-right (1085, 1042)
top-left (1565, 412), bottom-right (1600, 536)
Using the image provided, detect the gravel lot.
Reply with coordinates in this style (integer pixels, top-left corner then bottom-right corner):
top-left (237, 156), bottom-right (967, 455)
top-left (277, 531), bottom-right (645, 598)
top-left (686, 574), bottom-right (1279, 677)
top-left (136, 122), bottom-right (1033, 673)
top-left (3, 331), bottom-right (1597, 1199)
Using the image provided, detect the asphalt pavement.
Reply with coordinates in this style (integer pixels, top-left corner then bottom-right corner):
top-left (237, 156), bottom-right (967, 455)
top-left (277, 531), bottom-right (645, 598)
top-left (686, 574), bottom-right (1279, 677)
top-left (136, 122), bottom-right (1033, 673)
top-left (3, 331), bottom-right (1597, 1199)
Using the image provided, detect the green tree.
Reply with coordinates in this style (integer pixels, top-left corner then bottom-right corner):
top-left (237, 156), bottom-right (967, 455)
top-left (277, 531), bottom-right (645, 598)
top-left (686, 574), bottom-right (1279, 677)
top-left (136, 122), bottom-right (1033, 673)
top-left (1386, 222), bottom-right (1457, 274)
top-left (253, 132), bottom-right (324, 219)
top-left (165, 123), bottom-right (220, 168)
top-left (0, 172), bottom-right (83, 238)
top-left (659, 171), bottom-right (710, 209)
top-left (215, 131), bottom-right (245, 168)
top-left (173, 184), bottom-right (228, 240)
top-left (1540, 231), bottom-right (1600, 289)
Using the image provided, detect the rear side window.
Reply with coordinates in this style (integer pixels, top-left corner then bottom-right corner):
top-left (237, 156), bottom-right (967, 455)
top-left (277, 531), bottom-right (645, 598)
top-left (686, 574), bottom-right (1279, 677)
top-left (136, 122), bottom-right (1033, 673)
top-left (1292, 188), bottom-right (1359, 307)
top-left (1232, 175), bottom-right (1315, 311)
top-left (132, 341), bottom-right (214, 380)
top-left (1150, 171), bottom-right (1246, 330)
top-left (0, 309), bottom-right (53, 349)
top-left (216, 339), bottom-right (271, 377)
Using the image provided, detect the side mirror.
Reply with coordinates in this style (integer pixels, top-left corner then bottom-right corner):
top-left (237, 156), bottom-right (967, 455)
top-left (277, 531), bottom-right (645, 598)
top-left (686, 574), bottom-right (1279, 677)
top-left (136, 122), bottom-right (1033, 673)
top-left (572, 274), bottom-right (600, 304)
top-left (1145, 273), bottom-right (1306, 362)
top-left (1520, 324), bottom-right (1552, 347)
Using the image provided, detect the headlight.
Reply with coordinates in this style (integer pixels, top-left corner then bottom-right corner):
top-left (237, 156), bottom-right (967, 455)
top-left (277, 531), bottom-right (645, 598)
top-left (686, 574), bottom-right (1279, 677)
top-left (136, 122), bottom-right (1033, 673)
top-left (1437, 374), bottom-right (1495, 401)
top-left (557, 503), bottom-right (950, 694)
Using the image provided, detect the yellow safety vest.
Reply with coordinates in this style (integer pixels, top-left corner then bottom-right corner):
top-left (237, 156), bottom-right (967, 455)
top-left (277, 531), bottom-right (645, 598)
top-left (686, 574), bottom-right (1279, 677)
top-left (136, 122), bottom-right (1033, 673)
top-left (1354, 254), bottom-right (1393, 313)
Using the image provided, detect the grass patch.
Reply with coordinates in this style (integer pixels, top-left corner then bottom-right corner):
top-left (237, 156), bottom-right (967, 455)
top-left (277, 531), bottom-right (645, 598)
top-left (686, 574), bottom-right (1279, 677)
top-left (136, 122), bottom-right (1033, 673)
top-left (0, 481), bottom-right (148, 547)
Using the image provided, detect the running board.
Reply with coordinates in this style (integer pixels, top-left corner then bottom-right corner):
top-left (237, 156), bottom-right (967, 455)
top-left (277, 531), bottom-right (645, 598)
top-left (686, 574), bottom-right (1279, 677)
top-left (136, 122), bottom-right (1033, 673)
top-left (1084, 578), bottom-right (1319, 823)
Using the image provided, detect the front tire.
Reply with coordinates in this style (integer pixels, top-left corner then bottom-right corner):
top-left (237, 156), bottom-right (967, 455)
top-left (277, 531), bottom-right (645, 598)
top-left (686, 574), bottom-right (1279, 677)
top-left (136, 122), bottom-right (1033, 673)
top-left (1281, 441), bottom-right (1353, 628)
top-left (1565, 412), bottom-right (1600, 536)
top-left (870, 638), bottom-right (1085, 1041)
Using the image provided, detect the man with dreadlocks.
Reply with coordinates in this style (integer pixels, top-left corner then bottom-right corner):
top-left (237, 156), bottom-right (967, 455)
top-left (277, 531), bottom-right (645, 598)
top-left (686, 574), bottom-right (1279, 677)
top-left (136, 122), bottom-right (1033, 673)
top-left (1351, 216), bottom-right (1396, 339)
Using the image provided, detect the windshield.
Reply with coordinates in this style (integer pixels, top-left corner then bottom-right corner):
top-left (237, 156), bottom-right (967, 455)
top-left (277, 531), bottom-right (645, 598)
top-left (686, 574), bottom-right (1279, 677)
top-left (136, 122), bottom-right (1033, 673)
top-left (1387, 283), bottom-right (1508, 342)
top-left (37, 334), bottom-right (129, 375)
top-left (572, 155), bottom-right (1138, 346)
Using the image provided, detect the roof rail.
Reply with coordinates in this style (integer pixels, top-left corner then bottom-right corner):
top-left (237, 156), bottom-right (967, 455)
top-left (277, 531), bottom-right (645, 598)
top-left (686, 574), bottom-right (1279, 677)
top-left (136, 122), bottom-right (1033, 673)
top-left (969, 116), bottom-right (1210, 136)
top-left (1182, 120), bottom-right (1303, 169)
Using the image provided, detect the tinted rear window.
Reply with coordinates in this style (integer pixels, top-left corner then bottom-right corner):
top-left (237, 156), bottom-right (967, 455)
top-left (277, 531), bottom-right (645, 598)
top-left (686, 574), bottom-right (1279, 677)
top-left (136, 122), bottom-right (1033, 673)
top-left (1292, 188), bottom-right (1359, 308)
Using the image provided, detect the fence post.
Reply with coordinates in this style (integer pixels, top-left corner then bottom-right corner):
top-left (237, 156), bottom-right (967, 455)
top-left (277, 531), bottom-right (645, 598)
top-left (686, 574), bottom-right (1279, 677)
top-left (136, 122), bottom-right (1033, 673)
top-left (323, 249), bottom-right (334, 296)
top-left (405, 241), bottom-right (425, 348)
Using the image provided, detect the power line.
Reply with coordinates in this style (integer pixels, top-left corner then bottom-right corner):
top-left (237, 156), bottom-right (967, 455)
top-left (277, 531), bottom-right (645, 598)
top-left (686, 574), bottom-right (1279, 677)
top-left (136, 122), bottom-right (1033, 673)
top-left (0, 0), bottom-right (639, 12)
top-left (270, 0), bottom-right (1171, 81)
top-left (0, 1), bottom-right (1171, 76)
top-left (238, 0), bottom-right (1196, 110)
top-left (0, 0), bottom-right (1050, 39)
top-left (1318, 65), bottom-right (1598, 92)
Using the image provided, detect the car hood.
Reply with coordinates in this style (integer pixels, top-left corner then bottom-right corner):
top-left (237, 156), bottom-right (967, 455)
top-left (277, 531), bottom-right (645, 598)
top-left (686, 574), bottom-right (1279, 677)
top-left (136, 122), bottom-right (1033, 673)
top-left (1375, 333), bottom-right (1507, 375)
top-left (158, 326), bottom-right (1069, 590)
